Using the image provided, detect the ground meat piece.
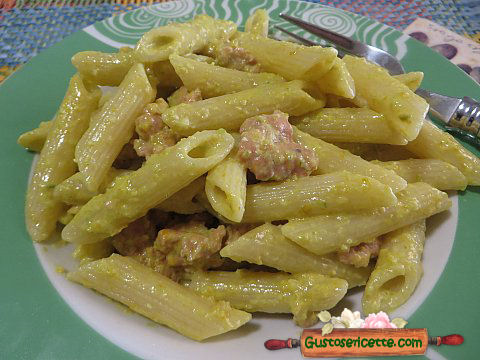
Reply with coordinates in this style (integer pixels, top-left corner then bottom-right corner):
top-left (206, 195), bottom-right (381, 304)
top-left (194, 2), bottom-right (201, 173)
top-left (167, 86), bottom-right (203, 106)
top-left (155, 219), bottom-right (226, 268)
top-left (111, 216), bottom-right (156, 256)
top-left (237, 111), bottom-right (319, 181)
top-left (337, 239), bottom-right (381, 268)
top-left (216, 45), bottom-right (261, 73)
top-left (133, 98), bottom-right (178, 157)
top-left (133, 247), bottom-right (185, 282)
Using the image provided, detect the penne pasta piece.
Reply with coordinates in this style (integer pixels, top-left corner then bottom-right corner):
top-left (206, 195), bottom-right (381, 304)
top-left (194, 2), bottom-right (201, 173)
top-left (220, 223), bottom-right (372, 288)
top-left (373, 158), bottom-right (468, 190)
top-left (234, 33), bottom-right (337, 81)
top-left (315, 58), bottom-right (355, 99)
top-left (183, 269), bottom-right (347, 327)
top-left (68, 254), bottom-right (251, 341)
top-left (169, 54), bottom-right (285, 98)
top-left (405, 120), bottom-right (480, 185)
top-left (362, 221), bottom-right (426, 314)
top-left (206, 154), bottom-right (247, 222)
top-left (393, 72), bottom-right (424, 91)
top-left (343, 55), bottom-right (429, 142)
top-left (292, 107), bottom-right (407, 145)
top-left (245, 9), bottom-right (269, 37)
top-left (135, 15), bottom-right (237, 62)
top-left (17, 119), bottom-right (54, 152)
top-left (162, 81), bottom-right (324, 136)
top-left (62, 130), bottom-right (234, 244)
top-left (71, 48), bottom-right (134, 86)
top-left (73, 238), bottom-right (114, 265)
top-left (150, 60), bottom-right (183, 88)
top-left (281, 182), bottom-right (451, 256)
top-left (241, 171), bottom-right (397, 223)
top-left (293, 127), bottom-right (407, 193)
top-left (75, 63), bottom-right (156, 192)
top-left (26, 74), bottom-right (101, 242)
top-left (53, 168), bottom-right (131, 205)
top-left (156, 176), bottom-right (205, 214)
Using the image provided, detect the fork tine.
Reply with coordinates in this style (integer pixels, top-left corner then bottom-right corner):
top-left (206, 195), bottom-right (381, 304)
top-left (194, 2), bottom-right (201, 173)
top-left (273, 25), bottom-right (318, 46)
top-left (279, 13), bottom-right (354, 51)
top-left (278, 12), bottom-right (405, 75)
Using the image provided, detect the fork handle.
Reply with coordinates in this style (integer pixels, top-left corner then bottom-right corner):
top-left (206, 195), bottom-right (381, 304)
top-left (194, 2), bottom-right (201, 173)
top-left (447, 96), bottom-right (480, 143)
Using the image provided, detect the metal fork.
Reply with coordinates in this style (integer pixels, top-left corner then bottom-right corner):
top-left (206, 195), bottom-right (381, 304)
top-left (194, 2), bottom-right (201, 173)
top-left (276, 13), bottom-right (480, 146)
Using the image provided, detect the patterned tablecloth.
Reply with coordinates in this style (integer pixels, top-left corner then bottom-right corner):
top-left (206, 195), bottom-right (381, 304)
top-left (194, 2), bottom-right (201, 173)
top-left (1, 0), bottom-right (479, 83)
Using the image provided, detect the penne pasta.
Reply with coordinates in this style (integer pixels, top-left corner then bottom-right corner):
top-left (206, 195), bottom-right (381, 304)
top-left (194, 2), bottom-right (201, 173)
top-left (162, 80), bottom-right (324, 136)
top-left (315, 58), bottom-right (355, 99)
top-left (75, 63), bottom-right (156, 192)
top-left (71, 48), bottom-right (135, 86)
top-left (281, 182), bottom-right (451, 255)
top-left (245, 9), bottom-right (269, 37)
top-left (68, 254), bottom-right (251, 341)
top-left (25, 74), bottom-right (101, 242)
top-left (405, 120), bottom-right (480, 185)
top-left (241, 171), bottom-right (397, 223)
top-left (62, 130), bottom-right (234, 244)
top-left (233, 33), bottom-right (338, 81)
top-left (17, 119), bottom-right (54, 152)
top-left (135, 15), bottom-right (237, 62)
top-left (362, 221), bottom-right (426, 314)
top-left (220, 223), bottom-right (372, 288)
top-left (73, 238), bottom-right (114, 265)
top-left (373, 158), bottom-right (468, 190)
top-left (206, 154), bottom-right (247, 222)
top-left (343, 55), bottom-right (429, 142)
top-left (184, 269), bottom-right (347, 327)
top-left (393, 72), bottom-right (424, 91)
top-left (53, 168), bottom-right (131, 205)
top-left (169, 54), bottom-right (285, 98)
top-left (292, 107), bottom-right (407, 145)
top-left (293, 127), bottom-right (407, 193)
top-left (156, 176), bottom-right (205, 214)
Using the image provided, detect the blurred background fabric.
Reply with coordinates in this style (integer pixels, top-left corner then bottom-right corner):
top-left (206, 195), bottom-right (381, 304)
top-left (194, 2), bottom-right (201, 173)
top-left (1, 0), bottom-right (479, 83)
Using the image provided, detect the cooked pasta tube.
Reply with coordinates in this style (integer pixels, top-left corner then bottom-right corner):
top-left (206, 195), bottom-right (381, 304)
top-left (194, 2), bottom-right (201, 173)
top-left (25, 74), bottom-right (101, 242)
top-left (68, 254), bottom-right (251, 341)
top-left (75, 63), bottom-right (156, 192)
top-left (315, 58), bottom-right (355, 99)
top-left (183, 269), bottom-right (347, 327)
top-left (292, 108), bottom-right (407, 145)
top-left (220, 223), bottom-right (371, 288)
top-left (169, 54), bottom-right (285, 98)
top-left (162, 81), bottom-right (324, 136)
top-left (293, 127), bottom-right (407, 193)
top-left (206, 154), bottom-right (247, 222)
top-left (62, 130), bottom-right (234, 244)
top-left (245, 9), bottom-right (269, 37)
top-left (405, 120), bottom-right (480, 185)
top-left (234, 33), bottom-right (337, 81)
top-left (281, 182), bottom-right (451, 255)
top-left (73, 239), bottom-right (114, 265)
top-left (135, 15), bottom-right (237, 62)
top-left (53, 168), bottom-right (131, 205)
top-left (362, 221), bottom-right (426, 314)
top-left (393, 72), bottom-right (424, 91)
top-left (343, 55), bottom-right (429, 142)
top-left (241, 171), bottom-right (397, 223)
top-left (156, 176), bottom-right (205, 214)
top-left (17, 119), bottom-right (54, 152)
top-left (374, 159), bottom-right (468, 190)
top-left (71, 48), bottom-right (135, 86)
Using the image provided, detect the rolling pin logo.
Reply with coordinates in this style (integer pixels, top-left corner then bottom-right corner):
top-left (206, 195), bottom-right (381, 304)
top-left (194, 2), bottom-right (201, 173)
top-left (265, 329), bottom-right (464, 357)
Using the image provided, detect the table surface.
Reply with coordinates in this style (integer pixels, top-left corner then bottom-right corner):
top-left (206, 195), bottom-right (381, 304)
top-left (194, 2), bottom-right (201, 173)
top-left (1, 0), bottom-right (479, 83)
